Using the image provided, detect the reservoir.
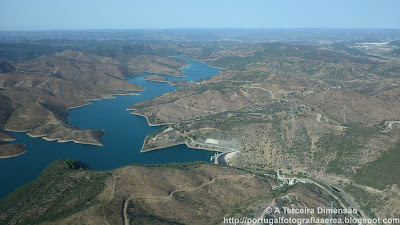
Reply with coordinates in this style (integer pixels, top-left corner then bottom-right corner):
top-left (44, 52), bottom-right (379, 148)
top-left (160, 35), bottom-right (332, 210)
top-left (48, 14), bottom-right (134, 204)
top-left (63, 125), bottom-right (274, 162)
top-left (0, 58), bottom-right (220, 198)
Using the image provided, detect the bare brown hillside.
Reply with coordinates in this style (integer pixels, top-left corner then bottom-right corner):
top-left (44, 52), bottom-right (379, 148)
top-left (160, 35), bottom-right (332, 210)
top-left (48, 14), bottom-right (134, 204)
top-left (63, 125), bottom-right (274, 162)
top-left (0, 160), bottom-right (347, 225)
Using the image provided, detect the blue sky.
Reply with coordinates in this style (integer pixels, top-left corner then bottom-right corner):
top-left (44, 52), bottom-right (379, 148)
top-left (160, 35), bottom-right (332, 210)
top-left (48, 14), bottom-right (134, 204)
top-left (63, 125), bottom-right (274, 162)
top-left (0, 0), bottom-right (399, 30)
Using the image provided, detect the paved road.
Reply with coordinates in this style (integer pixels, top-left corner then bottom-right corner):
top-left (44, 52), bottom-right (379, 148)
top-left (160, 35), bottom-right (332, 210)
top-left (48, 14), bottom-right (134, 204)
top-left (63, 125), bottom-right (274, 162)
top-left (276, 170), bottom-right (364, 225)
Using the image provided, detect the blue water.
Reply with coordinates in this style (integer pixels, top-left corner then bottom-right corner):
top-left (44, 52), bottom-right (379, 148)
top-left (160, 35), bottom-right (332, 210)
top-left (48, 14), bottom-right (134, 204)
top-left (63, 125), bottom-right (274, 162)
top-left (0, 58), bottom-right (220, 199)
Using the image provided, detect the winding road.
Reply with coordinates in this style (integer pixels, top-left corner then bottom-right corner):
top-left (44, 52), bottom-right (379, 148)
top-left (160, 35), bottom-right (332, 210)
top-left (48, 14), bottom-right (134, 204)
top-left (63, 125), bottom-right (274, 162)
top-left (122, 174), bottom-right (251, 225)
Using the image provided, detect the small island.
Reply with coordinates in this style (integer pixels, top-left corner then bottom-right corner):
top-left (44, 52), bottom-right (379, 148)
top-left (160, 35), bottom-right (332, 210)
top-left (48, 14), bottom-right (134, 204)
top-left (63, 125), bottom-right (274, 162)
top-left (0, 143), bottom-right (27, 158)
top-left (29, 127), bottom-right (105, 146)
top-left (144, 75), bottom-right (172, 84)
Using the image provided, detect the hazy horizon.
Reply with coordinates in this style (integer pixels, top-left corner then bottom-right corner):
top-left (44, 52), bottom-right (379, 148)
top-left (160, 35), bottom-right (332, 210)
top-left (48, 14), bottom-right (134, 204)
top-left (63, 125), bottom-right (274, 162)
top-left (2, 27), bottom-right (399, 33)
top-left (2, 27), bottom-right (400, 32)
top-left (1, 0), bottom-right (400, 31)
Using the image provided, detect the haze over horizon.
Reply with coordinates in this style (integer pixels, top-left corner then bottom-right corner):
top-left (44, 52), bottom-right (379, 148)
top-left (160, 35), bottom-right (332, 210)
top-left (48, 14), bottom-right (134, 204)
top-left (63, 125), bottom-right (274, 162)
top-left (1, 0), bottom-right (400, 31)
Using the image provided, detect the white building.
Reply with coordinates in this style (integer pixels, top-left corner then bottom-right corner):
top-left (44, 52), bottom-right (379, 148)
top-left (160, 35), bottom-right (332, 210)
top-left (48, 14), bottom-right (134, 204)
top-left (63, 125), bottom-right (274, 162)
top-left (205, 138), bottom-right (220, 145)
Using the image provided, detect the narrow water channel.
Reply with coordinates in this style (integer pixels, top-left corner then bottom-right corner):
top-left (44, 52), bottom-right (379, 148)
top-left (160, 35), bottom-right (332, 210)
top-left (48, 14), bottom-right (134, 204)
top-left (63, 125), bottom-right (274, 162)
top-left (0, 58), bottom-right (220, 198)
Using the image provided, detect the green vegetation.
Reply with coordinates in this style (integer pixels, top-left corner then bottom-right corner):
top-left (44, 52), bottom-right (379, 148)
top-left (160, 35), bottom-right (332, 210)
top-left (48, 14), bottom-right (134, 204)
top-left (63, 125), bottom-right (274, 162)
top-left (0, 60), bottom-right (15, 73)
top-left (63, 158), bottom-right (86, 170)
top-left (0, 41), bottom-right (157, 63)
top-left (316, 125), bottom-right (376, 176)
top-left (0, 159), bottom-right (110, 225)
top-left (368, 64), bottom-right (400, 78)
top-left (143, 161), bottom-right (210, 169)
top-left (209, 52), bottom-right (263, 71)
top-left (390, 40), bottom-right (400, 47)
top-left (391, 48), bottom-right (400, 55)
top-left (322, 68), bottom-right (353, 80)
top-left (354, 142), bottom-right (400, 190)
top-left (220, 117), bottom-right (272, 131)
top-left (290, 126), bottom-right (312, 159)
top-left (0, 43), bottom-right (63, 61)
top-left (343, 183), bottom-right (379, 218)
